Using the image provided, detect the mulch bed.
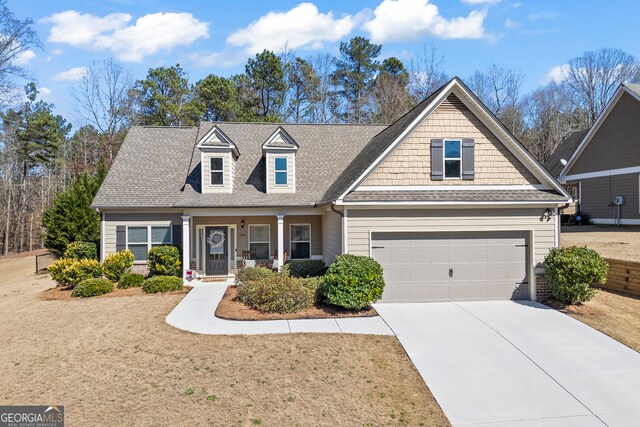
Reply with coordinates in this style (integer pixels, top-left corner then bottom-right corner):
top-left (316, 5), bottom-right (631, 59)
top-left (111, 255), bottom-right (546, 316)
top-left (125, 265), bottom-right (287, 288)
top-left (215, 285), bottom-right (378, 320)
top-left (40, 285), bottom-right (191, 301)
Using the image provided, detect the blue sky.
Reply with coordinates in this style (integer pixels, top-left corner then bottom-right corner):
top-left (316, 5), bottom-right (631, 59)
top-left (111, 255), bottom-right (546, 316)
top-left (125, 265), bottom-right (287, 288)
top-left (8, 0), bottom-right (640, 126)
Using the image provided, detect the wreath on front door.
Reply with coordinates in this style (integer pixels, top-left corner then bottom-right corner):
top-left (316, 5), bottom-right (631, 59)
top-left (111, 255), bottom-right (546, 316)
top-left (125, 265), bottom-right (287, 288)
top-left (207, 230), bottom-right (225, 249)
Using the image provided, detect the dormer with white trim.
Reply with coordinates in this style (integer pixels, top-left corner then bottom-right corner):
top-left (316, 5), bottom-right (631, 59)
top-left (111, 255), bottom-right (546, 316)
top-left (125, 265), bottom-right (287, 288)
top-left (262, 127), bottom-right (298, 194)
top-left (197, 125), bottom-right (240, 194)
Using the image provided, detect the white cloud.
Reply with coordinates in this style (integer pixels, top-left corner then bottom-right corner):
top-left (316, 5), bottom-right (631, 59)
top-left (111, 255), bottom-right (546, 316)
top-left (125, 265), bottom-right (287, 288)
top-left (40, 10), bottom-right (209, 62)
top-left (52, 66), bottom-right (89, 81)
top-left (14, 50), bottom-right (36, 65)
top-left (462, 0), bottom-right (500, 4)
top-left (363, 0), bottom-right (487, 42)
top-left (545, 64), bottom-right (569, 83)
top-left (505, 18), bottom-right (518, 28)
top-left (512, 2), bottom-right (523, 7)
top-left (51, 48), bottom-right (64, 55)
top-left (38, 87), bottom-right (52, 99)
top-left (227, 3), bottom-right (355, 55)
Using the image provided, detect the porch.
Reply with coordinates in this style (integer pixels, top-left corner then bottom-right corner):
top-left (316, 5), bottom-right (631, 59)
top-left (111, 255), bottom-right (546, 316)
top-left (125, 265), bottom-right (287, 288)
top-left (182, 211), bottom-right (324, 280)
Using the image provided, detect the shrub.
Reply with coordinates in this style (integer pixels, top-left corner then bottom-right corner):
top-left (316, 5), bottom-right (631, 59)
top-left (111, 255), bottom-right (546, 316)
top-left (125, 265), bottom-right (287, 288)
top-left (147, 245), bottom-right (181, 277)
top-left (544, 246), bottom-right (608, 304)
top-left (235, 266), bottom-right (274, 285)
top-left (323, 254), bottom-right (385, 310)
top-left (237, 272), bottom-right (314, 313)
top-left (48, 258), bottom-right (76, 285)
top-left (288, 259), bottom-right (327, 278)
top-left (102, 250), bottom-right (134, 281)
top-left (142, 275), bottom-right (183, 293)
top-left (118, 272), bottom-right (145, 289)
top-left (64, 241), bottom-right (98, 260)
top-left (72, 278), bottom-right (114, 297)
top-left (300, 276), bottom-right (326, 302)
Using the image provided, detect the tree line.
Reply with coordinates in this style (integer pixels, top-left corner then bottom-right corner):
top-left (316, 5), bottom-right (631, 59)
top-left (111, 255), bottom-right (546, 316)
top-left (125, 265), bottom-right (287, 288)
top-left (1, 0), bottom-right (640, 255)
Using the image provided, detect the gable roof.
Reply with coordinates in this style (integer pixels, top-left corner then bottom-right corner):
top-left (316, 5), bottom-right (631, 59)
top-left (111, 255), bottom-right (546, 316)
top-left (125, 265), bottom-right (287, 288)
top-left (262, 126), bottom-right (299, 150)
top-left (544, 129), bottom-right (589, 178)
top-left (559, 83), bottom-right (640, 179)
top-left (197, 124), bottom-right (240, 156)
top-left (327, 77), bottom-right (570, 203)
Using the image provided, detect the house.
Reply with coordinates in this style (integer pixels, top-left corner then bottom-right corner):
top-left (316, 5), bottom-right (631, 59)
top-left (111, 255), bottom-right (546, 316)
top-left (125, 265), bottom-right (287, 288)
top-left (558, 83), bottom-right (640, 225)
top-left (92, 77), bottom-right (570, 302)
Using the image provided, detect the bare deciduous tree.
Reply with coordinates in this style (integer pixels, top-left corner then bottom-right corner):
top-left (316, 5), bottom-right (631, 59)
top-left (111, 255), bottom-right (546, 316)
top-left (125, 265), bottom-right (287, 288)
top-left (409, 43), bottom-right (449, 100)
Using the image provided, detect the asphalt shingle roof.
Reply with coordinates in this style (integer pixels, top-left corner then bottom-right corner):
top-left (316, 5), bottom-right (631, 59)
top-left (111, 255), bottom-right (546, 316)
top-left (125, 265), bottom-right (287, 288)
top-left (544, 129), bottom-right (589, 178)
top-left (343, 190), bottom-right (568, 203)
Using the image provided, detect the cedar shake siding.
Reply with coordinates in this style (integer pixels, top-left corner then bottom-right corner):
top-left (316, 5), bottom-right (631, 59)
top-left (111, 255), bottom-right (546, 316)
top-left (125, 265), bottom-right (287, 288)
top-left (569, 92), bottom-right (640, 175)
top-left (363, 94), bottom-right (539, 187)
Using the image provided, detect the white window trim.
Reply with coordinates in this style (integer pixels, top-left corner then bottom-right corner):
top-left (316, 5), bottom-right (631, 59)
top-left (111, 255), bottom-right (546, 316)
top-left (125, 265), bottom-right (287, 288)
top-left (126, 225), bottom-right (173, 262)
top-left (210, 157), bottom-right (224, 187)
top-left (248, 224), bottom-right (271, 260)
top-left (443, 139), bottom-right (462, 179)
top-left (274, 157), bottom-right (288, 187)
top-left (289, 223), bottom-right (311, 260)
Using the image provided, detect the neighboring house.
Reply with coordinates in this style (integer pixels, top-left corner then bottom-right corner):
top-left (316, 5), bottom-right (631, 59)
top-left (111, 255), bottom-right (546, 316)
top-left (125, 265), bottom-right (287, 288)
top-left (558, 83), bottom-right (640, 225)
top-left (92, 77), bottom-right (570, 302)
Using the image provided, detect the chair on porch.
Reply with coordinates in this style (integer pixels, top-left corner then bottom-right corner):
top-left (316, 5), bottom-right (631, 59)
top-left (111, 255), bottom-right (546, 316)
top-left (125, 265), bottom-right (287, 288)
top-left (270, 250), bottom-right (287, 271)
top-left (238, 250), bottom-right (257, 269)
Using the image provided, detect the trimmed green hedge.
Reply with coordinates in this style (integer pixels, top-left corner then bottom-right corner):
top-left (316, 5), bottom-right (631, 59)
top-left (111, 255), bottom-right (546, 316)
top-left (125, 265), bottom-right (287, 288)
top-left (103, 250), bottom-right (134, 281)
top-left (64, 241), bottom-right (98, 260)
top-left (142, 275), bottom-right (183, 293)
top-left (118, 272), bottom-right (145, 289)
top-left (323, 254), bottom-right (385, 310)
top-left (72, 278), bottom-right (114, 297)
top-left (237, 271), bottom-right (314, 313)
top-left (288, 259), bottom-right (327, 278)
top-left (147, 245), bottom-right (181, 277)
top-left (544, 246), bottom-right (608, 304)
top-left (235, 266), bottom-right (274, 285)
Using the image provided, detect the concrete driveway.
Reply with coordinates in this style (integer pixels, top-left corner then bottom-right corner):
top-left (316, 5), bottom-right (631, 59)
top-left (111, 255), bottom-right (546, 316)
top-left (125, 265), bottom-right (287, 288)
top-left (375, 301), bottom-right (640, 427)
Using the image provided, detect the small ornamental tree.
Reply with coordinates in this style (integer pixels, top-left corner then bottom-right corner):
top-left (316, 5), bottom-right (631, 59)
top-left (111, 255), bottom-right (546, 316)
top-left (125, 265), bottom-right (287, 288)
top-left (544, 246), bottom-right (608, 304)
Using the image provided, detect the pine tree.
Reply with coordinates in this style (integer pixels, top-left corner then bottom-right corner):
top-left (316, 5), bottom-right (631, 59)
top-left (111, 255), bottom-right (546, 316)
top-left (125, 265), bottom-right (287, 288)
top-left (42, 163), bottom-right (107, 256)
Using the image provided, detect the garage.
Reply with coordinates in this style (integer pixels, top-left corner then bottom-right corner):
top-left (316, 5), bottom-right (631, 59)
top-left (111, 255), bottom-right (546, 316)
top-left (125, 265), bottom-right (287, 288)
top-left (371, 231), bottom-right (529, 302)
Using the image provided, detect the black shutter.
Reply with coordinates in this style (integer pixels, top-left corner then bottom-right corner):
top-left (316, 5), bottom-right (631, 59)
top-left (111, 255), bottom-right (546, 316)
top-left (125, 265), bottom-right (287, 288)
top-left (462, 138), bottom-right (475, 180)
top-left (172, 224), bottom-right (182, 249)
top-left (115, 226), bottom-right (126, 252)
top-left (430, 139), bottom-right (444, 181)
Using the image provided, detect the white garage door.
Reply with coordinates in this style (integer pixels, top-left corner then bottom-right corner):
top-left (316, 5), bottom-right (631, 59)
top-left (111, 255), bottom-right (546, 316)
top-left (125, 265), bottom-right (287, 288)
top-left (371, 231), bottom-right (529, 302)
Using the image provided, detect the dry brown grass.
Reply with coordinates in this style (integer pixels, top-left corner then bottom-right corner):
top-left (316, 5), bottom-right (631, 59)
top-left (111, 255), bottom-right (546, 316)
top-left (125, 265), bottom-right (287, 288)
top-left (561, 225), bottom-right (640, 262)
top-left (39, 284), bottom-right (191, 301)
top-left (216, 285), bottom-right (377, 320)
top-left (0, 255), bottom-right (449, 426)
top-left (546, 289), bottom-right (640, 352)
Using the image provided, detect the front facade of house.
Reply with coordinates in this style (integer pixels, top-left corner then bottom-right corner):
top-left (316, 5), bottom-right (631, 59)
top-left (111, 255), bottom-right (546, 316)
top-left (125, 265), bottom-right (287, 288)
top-left (558, 83), bottom-right (640, 225)
top-left (92, 78), bottom-right (570, 302)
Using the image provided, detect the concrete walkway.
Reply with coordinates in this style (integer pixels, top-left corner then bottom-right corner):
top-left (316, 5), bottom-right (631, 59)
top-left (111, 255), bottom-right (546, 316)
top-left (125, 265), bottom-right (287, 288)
top-left (166, 281), bottom-right (394, 335)
top-left (375, 301), bottom-right (640, 427)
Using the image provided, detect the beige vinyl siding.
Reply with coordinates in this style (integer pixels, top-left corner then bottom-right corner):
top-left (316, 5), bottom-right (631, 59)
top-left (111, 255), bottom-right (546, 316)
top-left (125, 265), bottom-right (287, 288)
top-left (103, 212), bottom-right (182, 256)
top-left (568, 174), bottom-right (640, 221)
top-left (346, 208), bottom-right (556, 269)
top-left (322, 207), bottom-right (343, 263)
top-left (569, 92), bottom-right (640, 175)
top-left (201, 151), bottom-right (233, 194)
top-left (265, 151), bottom-right (296, 193)
top-left (363, 94), bottom-right (539, 186)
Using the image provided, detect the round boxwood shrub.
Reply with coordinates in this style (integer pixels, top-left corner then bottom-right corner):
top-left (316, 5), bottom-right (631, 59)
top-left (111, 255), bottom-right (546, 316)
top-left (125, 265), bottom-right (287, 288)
top-left (237, 272), bottom-right (314, 313)
top-left (323, 254), bottom-right (385, 310)
top-left (64, 241), bottom-right (98, 260)
top-left (102, 250), bottom-right (134, 281)
top-left (147, 245), bottom-right (181, 277)
top-left (234, 266), bottom-right (274, 285)
top-left (142, 275), bottom-right (183, 293)
top-left (288, 259), bottom-right (327, 278)
top-left (544, 246), bottom-right (608, 304)
top-left (72, 278), bottom-right (114, 297)
top-left (118, 272), bottom-right (145, 289)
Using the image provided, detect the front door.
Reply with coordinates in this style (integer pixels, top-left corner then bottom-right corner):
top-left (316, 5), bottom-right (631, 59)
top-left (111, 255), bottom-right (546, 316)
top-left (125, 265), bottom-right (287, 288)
top-left (205, 226), bottom-right (228, 276)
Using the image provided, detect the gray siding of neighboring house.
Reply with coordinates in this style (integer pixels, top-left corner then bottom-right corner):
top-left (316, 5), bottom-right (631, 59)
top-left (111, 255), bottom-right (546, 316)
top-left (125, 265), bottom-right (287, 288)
top-left (103, 212), bottom-right (183, 259)
top-left (568, 92), bottom-right (640, 175)
top-left (346, 208), bottom-right (557, 269)
top-left (568, 174), bottom-right (640, 222)
top-left (322, 207), bottom-right (343, 264)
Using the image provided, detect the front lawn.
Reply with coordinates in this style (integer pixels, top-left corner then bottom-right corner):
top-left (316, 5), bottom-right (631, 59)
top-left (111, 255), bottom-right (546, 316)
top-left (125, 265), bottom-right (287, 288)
top-left (0, 254), bottom-right (450, 426)
top-left (547, 289), bottom-right (640, 352)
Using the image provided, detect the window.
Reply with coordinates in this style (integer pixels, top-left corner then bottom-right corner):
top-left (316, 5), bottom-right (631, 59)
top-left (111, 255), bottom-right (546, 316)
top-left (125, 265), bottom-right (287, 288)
top-left (274, 157), bottom-right (287, 185)
top-left (210, 157), bottom-right (224, 186)
top-left (249, 224), bottom-right (270, 260)
top-left (444, 139), bottom-right (461, 179)
top-left (127, 226), bottom-right (172, 261)
top-left (290, 224), bottom-right (310, 259)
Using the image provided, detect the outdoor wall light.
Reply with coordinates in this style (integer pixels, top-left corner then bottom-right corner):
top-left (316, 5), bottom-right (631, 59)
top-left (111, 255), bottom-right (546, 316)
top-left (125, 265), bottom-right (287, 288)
top-left (240, 219), bottom-right (245, 228)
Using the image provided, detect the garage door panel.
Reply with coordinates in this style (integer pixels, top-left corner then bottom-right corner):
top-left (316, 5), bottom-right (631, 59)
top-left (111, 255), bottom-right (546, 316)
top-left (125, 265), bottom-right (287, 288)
top-left (373, 231), bottom-right (529, 302)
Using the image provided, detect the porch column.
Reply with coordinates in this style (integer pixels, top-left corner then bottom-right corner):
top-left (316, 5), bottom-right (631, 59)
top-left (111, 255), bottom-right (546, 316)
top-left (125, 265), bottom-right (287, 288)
top-left (181, 215), bottom-right (191, 282)
top-left (277, 214), bottom-right (284, 272)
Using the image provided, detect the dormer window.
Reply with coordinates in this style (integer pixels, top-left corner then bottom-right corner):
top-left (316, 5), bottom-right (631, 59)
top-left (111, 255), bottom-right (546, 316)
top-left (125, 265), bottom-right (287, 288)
top-left (210, 158), bottom-right (224, 186)
top-left (275, 158), bottom-right (288, 185)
